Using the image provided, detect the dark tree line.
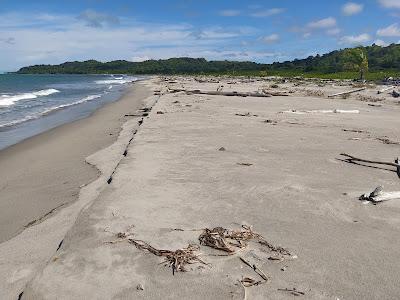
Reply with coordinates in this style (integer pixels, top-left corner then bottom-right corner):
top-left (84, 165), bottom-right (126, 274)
top-left (16, 58), bottom-right (265, 75)
top-left (15, 44), bottom-right (400, 76)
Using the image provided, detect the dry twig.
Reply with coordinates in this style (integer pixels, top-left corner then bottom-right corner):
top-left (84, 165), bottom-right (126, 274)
top-left (340, 153), bottom-right (400, 178)
top-left (240, 277), bottom-right (263, 287)
top-left (278, 288), bottom-right (305, 296)
top-left (239, 257), bottom-right (269, 282)
top-left (128, 239), bottom-right (207, 275)
top-left (199, 225), bottom-right (293, 259)
top-left (237, 163), bottom-right (253, 166)
top-left (199, 225), bottom-right (262, 253)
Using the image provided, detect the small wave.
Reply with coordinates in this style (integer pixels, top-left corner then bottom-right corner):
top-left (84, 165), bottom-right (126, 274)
top-left (0, 94), bottom-right (102, 129)
top-left (41, 94), bottom-right (102, 115)
top-left (0, 89), bottom-right (60, 107)
top-left (33, 89), bottom-right (60, 96)
top-left (95, 77), bottom-right (137, 85)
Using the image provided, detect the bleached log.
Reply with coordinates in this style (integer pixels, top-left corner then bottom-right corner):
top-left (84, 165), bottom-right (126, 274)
top-left (333, 109), bottom-right (360, 113)
top-left (169, 89), bottom-right (272, 98)
top-left (377, 86), bottom-right (395, 94)
top-left (280, 109), bottom-right (359, 114)
top-left (261, 89), bottom-right (289, 96)
top-left (328, 87), bottom-right (366, 98)
top-left (360, 186), bottom-right (400, 203)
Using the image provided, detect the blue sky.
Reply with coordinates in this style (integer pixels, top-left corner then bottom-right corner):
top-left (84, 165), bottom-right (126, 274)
top-left (0, 0), bottom-right (399, 70)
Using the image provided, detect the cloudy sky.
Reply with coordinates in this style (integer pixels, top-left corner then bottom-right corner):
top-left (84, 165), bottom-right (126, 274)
top-left (0, 0), bottom-right (399, 71)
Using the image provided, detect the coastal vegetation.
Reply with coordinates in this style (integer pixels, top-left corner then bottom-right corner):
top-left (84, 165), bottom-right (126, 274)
top-left (16, 43), bottom-right (400, 80)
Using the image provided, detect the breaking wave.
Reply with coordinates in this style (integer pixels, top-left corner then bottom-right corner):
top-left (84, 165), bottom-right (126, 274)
top-left (0, 89), bottom-right (60, 107)
top-left (0, 94), bottom-right (102, 129)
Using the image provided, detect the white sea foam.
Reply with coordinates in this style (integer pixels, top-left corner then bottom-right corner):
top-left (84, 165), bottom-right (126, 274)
top-left (0, 94), bottom-right (102, 129)
top-left (0, 89), bottom-right (60, 107)
top-left (95, 77), bottom-right (137, 85)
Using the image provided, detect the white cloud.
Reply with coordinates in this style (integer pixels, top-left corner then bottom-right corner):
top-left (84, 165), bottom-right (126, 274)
top-left (342, 2), bottom-right (364, 16)
top-left (0, 12), bottom-right (264, 70)
top-left (129, 48), bottom-right (281, 63)
top-left (378, 0), bottom-right (400, 8)
top-left (326, 28), bottom-right (341, 35)
top-left (219, 10), bottom-right (241, 17)
top-left (0, 37), bottom-right (15, 44)
top-left (190, 27), bottom-right (255, 40)
top-left (339, 33), bottom-right (371, 44)
top-left (299, 17), bottom-right (338, 37)
top-left (377, 23), bottom-right (400, 36)
top-left (131, 55), bottom-right (151, 62)
top-left (307, 17), bottom-right (337, 29)
top-left (374, 39), bottom-right (388, 46)
top-left (77, 10), bottom-right (119, 28)
top-left (250, 8), bottom-right (285, 17)
top-left (260, 34), bottom-right (279, 44)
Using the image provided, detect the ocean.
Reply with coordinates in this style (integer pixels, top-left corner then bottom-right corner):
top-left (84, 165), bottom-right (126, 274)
top-left (0, 74), bottom-right (141, 150)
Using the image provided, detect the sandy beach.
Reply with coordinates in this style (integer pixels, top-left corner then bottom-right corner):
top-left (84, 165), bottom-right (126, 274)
top-left (0, 80), bottom-right (155, 299)
top-left (2, 76), bottom-right (400, 299)
top-left (0, 82), bottom-right (150, 243)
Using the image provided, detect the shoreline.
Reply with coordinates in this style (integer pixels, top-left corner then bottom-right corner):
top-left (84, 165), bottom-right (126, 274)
top-left (0, 81), bottom-right (150, 243)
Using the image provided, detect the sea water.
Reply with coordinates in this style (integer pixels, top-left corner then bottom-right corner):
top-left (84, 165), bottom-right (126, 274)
top-left (0, 74), bottom-right (141, 150)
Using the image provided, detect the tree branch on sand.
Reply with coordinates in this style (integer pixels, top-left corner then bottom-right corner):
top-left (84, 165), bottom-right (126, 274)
top-left (340, 153), bottom-right (400, 178)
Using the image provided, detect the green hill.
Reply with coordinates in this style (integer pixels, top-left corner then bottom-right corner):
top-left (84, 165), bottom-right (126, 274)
top-left (15, 43), bottom-right (400, 80)
top-left (16, 58), bottom-right (265, 75)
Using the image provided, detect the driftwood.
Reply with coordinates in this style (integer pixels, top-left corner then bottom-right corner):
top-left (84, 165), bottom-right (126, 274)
top-left (277, 288), bottom-right (305, 296)
top-left (168, 88), bottom-right (272, 98)
top-left (392, 90), bottom-right (400, 98)
top-left (377, 86), bottom-right (395, 94)
top-left (360, 186), bottom-right (400, 203)
top-left (198, 225), bottom-right (263, 253)
top-left (240, 277), bottom-right (263, 287)
top-left (328, 87), bottom-right (366, 98)
top-left (198, 225), bottom-right (293, 259)
top-left (239, 257), bottom-right (269, 282)
top-left (281, 109), bottom-right (359, 114)
top-left (106, 228), bottom-right (207, 275)
top-left (261, 89), bottom-right (289, 96)
top-left (340, 153), bottom-right (400, 178)
top-left (376, 137), bottom-right (400, 145)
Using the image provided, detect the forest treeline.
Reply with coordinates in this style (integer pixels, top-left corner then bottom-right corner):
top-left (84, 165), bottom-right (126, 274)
top-left (16, 43), bottom-right (400, 79)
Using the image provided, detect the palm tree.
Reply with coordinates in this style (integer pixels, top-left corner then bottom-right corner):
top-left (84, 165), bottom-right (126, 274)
top-left (342, 47), bottom-right (369, 80)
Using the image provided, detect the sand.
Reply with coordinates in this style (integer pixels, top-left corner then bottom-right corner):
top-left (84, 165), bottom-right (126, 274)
top-left (3, 76), bottom-right (400, 299)
top-left (0, 83), bottom-right (149, 243)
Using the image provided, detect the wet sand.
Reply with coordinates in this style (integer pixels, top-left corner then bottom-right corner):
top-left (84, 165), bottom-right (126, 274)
top-left (0, 82), bottom-right (150, 242)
